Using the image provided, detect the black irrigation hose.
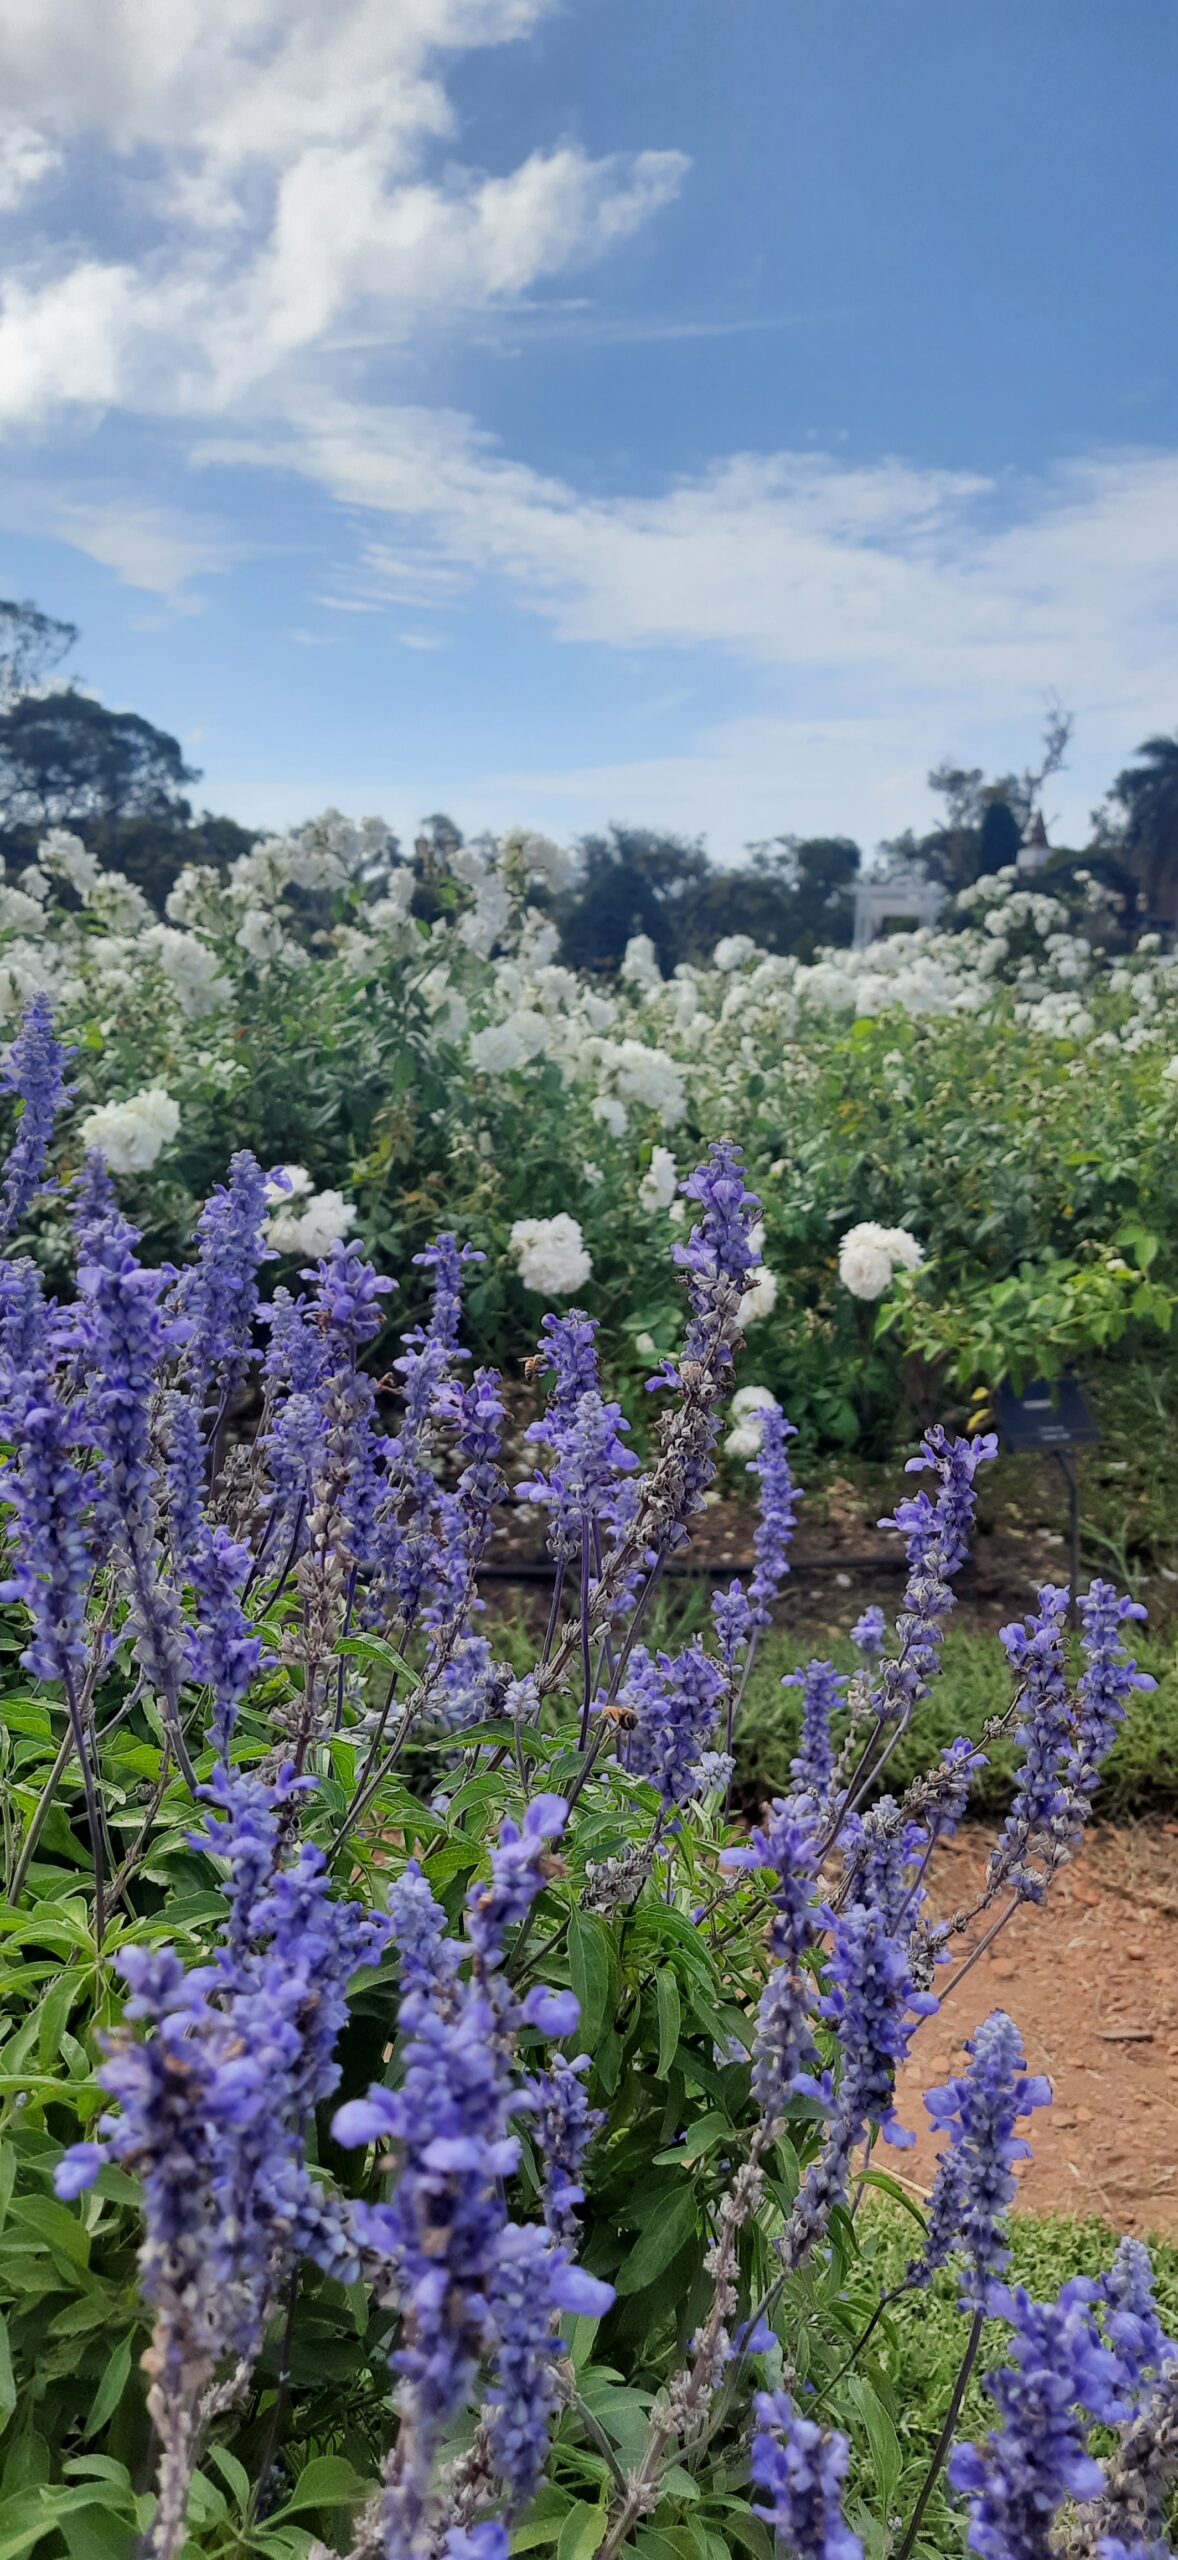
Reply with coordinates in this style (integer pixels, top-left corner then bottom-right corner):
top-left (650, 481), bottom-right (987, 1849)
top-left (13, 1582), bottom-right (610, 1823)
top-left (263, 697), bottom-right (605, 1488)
top-left (476, 1552), bottom-right (1003, 1587)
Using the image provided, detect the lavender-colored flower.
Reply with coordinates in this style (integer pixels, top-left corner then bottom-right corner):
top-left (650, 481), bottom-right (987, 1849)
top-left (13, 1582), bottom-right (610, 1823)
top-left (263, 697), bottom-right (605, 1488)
top-left (465, 1795), bottom-right (569, 1969)
top-left (949, 2280), bottom-right (1128, 2560)
top-left (74, 1195), bottom-right (190, 1711)
top-left (443, 2527), bottom-right (509, 2560)
top-left (0, 993), bottom-right (73, 1239)
top-left (712, 1577), bottom-right (755, 1676)
top-left (185, 1523), bottom-right (262, 1757)
top-left (525, 2052), bottom-right (604, 2241)
top-left (0, 1353), bottom-right (92, 1691)
top-left (873, 1428), bottom-right (998, 1730)
top-left (626, 1640), bottom-right (727, 1809)
top-left (813, 1897), bottom-right (938, 2151)
top-left (989, 1586), bottom-right (1072, 1902)
top-left (751, 2389), bottom-right (863, 2560)
top-left (72, 1149), bottom-right (119, 1262)
top-left (258, 1287), bottom-right (328, 1561)
top-left (722, 1792), bottom-right (824, 2125)
top-left (850, 1605), bottom-right (886, 1663)
top-left (388, 1860), bottom-right (462, 2013)
top-left (373, 1236), bottom-right (476, 1630)
top-left (173, 1150), bottom-right (271, 1416)
top-left (674, 1142), bottom-right (762, 1362)
top-left (1064, 1583), bottom-right (1154, 1820)
top-left (911, 2011), bottom-right (1052, 2302)
top-left (518, 1309), bottom-right (636, 1566)
top-left (0, 1253), bottom-right (49, 1379)
top-left (786, 1661), bottom-right (844, 1805)
top-left (1098, 2239), bottom-right (1176, 2390)
top-left (484, 2223), bottom-right (614, 2514)
top-left (54, 1945), bottom-right (268, 2560)
top-left (748, 1404), bottom-right (801, 1624)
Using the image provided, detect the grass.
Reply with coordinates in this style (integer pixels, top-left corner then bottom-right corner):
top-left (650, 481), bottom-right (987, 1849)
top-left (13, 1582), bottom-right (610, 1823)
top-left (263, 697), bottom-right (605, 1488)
top-left (734, 1621), bottom-right (1178, 1816)
top-left (845, 2205), bottom-right (1178, 2556)
top-left (480, 1586), bottom-right (1178, 1816)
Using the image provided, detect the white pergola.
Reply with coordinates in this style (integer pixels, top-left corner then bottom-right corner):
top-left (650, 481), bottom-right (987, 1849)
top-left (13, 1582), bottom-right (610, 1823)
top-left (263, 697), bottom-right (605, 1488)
top-left (852, 868), bottom-right (945, 950)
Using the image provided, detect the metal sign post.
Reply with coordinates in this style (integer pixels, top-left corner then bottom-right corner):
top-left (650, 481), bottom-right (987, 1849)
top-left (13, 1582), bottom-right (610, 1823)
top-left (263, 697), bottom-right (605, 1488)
top-left (994, 1376), bottom-right (1099, 1626)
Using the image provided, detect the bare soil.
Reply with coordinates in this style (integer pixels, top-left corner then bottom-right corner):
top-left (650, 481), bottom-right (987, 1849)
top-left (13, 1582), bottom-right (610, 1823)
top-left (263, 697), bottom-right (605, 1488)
top-left (894, 1820), bottom-right (1178, 2239)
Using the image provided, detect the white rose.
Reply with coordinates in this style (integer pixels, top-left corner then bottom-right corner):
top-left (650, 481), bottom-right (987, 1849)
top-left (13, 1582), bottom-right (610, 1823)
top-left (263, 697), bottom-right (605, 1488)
top-left (591, 1094), bottom-right (628, 1139)
top-left (838, 1221), bottom-right (898, 1301)
top-left (881, 1225), bottom-right (923, 1274)
top-left (140, 924), bottom-right (229, 1018)
top-left (236, 906), bottom-right (289, 961)
top-left (738, 1266), bottom-right (778, 1326)
top-left (264, 1164), bottom-right (312, 1207)
top-left (85, 872), bottom-right (153, 935)
top-left (78, 1087), bottom-right (180, 1174)
top-left (510, 1213), bottom-right (592, 1296)
top-left (725, 1384), bottom-right (778, 1457)
top-left (637, 1146), bottom-right (678, 1214)
top-left (470, 1022), bottom-right (527, 1075)
top-left (713, 934), bottom-right (758, 972)
top-left (267, 1187), bottom-right (357, 1257)
top-left (38, 828), bottom-right (101, 898)
top-left (0, 884), bottom-right (49, 937)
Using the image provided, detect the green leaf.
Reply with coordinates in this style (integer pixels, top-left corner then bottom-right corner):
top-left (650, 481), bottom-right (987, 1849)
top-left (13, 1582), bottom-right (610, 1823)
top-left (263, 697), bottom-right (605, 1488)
top-left (36, 1974), bottom-right (77, 2074)
top-left (846, 2377), bottom-right (901, 2513)
top-left (207, 2448), bottom-right (251, 2514)
top-left (554, 2503), bottom-right (606, 2560)
top-left (613, 2189), bottom-right (697, 2295)
top-left (0, 2318), bottom-right (13, 2430)
top-left (82, 2336), bottom-right (133, 2442)
top-left (567, 1913), bottom-right (613, 2055)
top-left (653, 2112), bottom-right (734, 2168)
top-left (7, 2196), bottom-right (89, 2270)
top-left (274, 2457), bottom-right (369, 2515)
top-left (654, 1971), bottom-right (681, 2078)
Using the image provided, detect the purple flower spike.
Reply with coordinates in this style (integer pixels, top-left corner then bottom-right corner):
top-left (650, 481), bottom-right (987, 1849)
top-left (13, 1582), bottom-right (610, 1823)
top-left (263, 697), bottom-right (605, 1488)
top-left (912, 2010), bottom-right (1052, 2303)
top-left (0, 993), bottom-right (73, 1239)
top-left (751, 2389), bottom-right (863, 2560)
top-left (949, 2280), bottom-right (1128, 2560)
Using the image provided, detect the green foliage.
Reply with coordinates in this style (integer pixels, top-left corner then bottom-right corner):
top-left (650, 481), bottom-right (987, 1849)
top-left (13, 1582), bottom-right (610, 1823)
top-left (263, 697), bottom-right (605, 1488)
top-left (734, 1623), bottom-right (1178, 1815)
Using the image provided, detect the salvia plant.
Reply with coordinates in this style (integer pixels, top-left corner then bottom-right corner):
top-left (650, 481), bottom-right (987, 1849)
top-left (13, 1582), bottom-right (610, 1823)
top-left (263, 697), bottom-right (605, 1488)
top-left (0, 996), bottom-right (1172, 2560)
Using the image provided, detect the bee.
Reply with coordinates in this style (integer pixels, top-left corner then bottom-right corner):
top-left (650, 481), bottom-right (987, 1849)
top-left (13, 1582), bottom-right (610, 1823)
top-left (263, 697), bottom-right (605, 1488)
top-left (522, 1353), bottom-right (549, 1383)
top-left (599, 1700), bottom-right (638, 1731)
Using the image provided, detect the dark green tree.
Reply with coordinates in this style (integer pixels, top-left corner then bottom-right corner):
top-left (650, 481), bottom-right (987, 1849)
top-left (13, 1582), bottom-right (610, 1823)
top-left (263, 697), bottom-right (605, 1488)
top-left (0, 688), bottom-right (198, 836)
top-left (0, 599), bottom-right (262, 911)
top-left (0, 597), bottom-right (78, 708)
top-left (558, 826), bottom-right (709, 974)
top-left (977, 798), bottom-right (1023, 876)
top-left (1103, 732), bottom-right (1178, 925)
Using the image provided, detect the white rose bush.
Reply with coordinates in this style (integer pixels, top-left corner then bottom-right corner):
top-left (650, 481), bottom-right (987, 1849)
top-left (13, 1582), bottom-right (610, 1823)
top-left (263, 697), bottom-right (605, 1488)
top-left (0, 1016), bottom-right (1174, 2560)
top-left (1, 817), bottom-right (1177, 1455)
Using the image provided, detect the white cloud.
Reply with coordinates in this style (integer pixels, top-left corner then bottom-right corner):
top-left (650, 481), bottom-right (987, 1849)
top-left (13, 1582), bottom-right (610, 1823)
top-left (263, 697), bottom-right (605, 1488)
top-left (211, 398), bottom-right (1178, 729)
top-left (0, 482), bottom-right (241, 596)
top-left (2, 0), bottom-right (1176, 850)
top-left (0, 120), bottom-right (61, 208)
top-left (0, 0), bottom-right (687, 425)
top-left (195, 416), bottom-right (1178, 851)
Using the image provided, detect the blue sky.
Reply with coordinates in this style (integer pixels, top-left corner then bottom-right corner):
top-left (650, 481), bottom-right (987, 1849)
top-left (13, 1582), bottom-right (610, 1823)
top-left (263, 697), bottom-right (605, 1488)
top-left (2, 0), bottom-right (1177, 856)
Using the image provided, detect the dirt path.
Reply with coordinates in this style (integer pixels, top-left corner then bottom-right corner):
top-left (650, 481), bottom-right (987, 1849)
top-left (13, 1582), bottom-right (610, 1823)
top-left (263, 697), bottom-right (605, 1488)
top-left (893, 1821), bottom-right (1178, 2239)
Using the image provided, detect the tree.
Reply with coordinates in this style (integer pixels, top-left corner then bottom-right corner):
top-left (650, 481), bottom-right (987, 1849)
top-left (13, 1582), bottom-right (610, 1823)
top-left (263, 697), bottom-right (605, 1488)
top-left (0, 597), bottom-right (78, 709)
top-left (0, 688), bottom-right (199, 837)
top-left (1102, 732), bottom-right (1178, 926)
top-left (558, 826), bottom-right (709, 974)
top-left (920, 704), bottom-right (1074, 892)
top-left (683, 837), bottom-right (860, 961)
top-left (0, 596), bottom-right (259, 911)
top-left (976, 798), bottom-right (1023, 877)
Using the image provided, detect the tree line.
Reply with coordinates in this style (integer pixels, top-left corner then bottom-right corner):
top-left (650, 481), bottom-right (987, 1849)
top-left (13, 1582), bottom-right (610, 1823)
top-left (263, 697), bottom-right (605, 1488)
top-left (2, 595), bottom-right (1176, 962)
